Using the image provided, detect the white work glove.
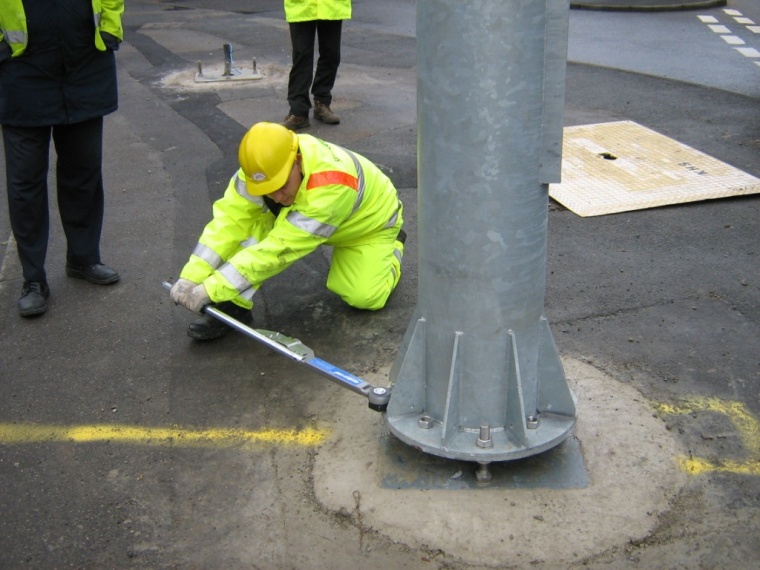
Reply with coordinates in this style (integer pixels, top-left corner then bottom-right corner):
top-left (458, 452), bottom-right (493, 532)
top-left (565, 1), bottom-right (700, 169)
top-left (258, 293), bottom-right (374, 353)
top-left (172, 282), bottom-right (211, 313)
top-left (170, 278), bottom-right (196, 304)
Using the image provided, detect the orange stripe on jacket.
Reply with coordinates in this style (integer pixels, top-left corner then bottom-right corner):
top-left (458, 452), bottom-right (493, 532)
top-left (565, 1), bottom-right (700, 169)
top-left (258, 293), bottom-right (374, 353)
top-left (307, 171), bottom-right (359, 191)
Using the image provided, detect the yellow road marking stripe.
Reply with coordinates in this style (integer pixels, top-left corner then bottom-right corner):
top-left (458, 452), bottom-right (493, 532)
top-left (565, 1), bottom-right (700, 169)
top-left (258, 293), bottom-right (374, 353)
top-left (656, 397), bottom-right (760, 476)
top-left (0, 423), bottom-right (327, 448)
top-left (678, 456), bottom-right (760, 477)
top-left (656, 397), bottom-right (760, 456)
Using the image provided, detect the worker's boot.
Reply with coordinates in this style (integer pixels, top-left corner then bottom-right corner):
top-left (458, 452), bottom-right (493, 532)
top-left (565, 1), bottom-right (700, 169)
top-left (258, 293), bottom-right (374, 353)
top-left (313, 100), bottom-right (340, 125)
top-left (18, 281), bottom-right (49, 317)
top-left (187, 301), bottom-right (253, 341)
top-left (281, 114), bottom-right (310, 130)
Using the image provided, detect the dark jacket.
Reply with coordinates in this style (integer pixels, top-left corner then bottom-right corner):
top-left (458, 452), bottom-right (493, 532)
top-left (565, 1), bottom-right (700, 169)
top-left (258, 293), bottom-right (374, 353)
top-left (0, 0), bottom-right (118, 127)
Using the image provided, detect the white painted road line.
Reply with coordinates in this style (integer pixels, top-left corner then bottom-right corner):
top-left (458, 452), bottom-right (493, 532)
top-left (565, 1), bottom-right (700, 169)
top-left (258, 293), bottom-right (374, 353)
top-left (736, 47), bottom-right (760, 58)
top-left (721, 35), bottom-right (746, 45)
top-left (698, 10), bottom-right (760, 70)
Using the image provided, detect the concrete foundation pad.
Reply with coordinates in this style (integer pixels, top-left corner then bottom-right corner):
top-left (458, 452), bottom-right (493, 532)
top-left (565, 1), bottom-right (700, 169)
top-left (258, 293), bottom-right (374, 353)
top-left (313, 357), bottom-right (689, 567)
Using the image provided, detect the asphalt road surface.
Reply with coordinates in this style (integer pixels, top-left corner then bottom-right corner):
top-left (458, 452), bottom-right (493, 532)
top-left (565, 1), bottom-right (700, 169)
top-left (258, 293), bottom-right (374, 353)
top-left (0, 1), bottom-right (758, 568)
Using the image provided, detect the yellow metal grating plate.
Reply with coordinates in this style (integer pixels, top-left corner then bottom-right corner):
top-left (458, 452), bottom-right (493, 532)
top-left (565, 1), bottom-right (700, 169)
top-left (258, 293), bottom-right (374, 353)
top-left (549, 121), bottom-right (760, 217)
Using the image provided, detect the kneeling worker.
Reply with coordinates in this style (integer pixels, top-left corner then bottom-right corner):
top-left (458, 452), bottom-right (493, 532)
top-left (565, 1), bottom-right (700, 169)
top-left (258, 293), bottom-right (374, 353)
top-left (171, 122), bottom-right (405, 340)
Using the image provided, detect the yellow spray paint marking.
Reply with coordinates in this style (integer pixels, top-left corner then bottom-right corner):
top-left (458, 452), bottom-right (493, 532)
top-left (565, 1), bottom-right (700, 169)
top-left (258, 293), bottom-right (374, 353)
top-left (0, 423), bottom-right (328, 449)
top-left (656, 397), bottom-right (760, 476)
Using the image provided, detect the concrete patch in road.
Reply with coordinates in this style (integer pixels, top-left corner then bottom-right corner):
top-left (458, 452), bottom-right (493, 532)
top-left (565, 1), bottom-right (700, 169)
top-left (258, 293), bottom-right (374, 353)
top-left (313, 357), bottom-right (688, 567)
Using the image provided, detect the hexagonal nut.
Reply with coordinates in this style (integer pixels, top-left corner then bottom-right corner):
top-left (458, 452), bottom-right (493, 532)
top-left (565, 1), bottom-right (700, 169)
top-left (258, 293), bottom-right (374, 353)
top-left (418, 415), bottom-right (434, 429)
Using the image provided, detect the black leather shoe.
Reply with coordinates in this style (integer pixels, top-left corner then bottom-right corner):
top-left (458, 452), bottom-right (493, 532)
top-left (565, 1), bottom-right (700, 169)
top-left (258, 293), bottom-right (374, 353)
top-left (66, 262), bottom-right (120, 285)
top-left (187, 302), bottom-right (253, 341)
top-left (19, 281), bottom-right (49, 317)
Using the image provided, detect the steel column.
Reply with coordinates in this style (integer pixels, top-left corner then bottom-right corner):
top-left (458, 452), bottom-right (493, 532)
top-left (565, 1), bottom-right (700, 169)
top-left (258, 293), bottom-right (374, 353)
top-left (386, 0), bottom-right (576, 462)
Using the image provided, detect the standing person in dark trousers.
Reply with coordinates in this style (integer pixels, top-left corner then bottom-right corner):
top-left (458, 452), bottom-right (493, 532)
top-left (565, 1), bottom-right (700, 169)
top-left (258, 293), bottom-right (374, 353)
top-left (0, 0), bottom-right (124, 318)
top-left (281, 0), bottom-right (351, 131)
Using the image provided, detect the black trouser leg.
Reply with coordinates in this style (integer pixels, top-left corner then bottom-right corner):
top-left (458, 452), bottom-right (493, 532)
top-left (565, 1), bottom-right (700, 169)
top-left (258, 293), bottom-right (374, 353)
top-left (2, 124), bottom-right (52, 283)
top-left (312, 20), bottom-right (342, 106)
top-left (287, 21), bottom-right (318, 117)
top-left (52, 117), bottom-right (105, 267)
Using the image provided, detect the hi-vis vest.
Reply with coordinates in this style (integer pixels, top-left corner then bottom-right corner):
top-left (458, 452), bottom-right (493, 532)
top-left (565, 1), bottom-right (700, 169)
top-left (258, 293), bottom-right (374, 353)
top-left (284, 0), bottom-right (351, 23)
top-left (181, 134), bottom-right (402, 306)
top-left (0, 0), bottom-right (124, 56)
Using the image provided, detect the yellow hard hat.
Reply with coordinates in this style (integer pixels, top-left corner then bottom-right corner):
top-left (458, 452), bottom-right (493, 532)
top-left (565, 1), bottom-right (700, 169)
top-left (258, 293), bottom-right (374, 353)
top-left (238, 122), bottom-right (299, 196)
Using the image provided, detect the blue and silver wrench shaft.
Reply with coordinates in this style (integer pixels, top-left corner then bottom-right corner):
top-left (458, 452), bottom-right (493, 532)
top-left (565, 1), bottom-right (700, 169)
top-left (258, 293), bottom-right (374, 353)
top-left (162, 281), bottom-right (390, 410)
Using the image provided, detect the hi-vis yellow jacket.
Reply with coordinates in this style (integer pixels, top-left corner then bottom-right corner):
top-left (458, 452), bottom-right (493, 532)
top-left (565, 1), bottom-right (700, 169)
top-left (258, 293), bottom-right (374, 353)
top-left (181, 134), bottom-right (403, 308)
top-left (284, 0), bottom-right (351, 23)
top-left (0, 0), bottom-right (124, 56)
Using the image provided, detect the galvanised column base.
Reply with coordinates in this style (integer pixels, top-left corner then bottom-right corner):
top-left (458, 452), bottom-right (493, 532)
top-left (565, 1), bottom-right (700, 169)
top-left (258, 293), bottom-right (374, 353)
top-left (387, 316), bottom-right (576, 462)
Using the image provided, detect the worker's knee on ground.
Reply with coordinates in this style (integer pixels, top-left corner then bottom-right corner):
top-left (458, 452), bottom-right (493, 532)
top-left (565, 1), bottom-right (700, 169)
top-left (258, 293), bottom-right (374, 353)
top-left (338, 284), bottom-right (392, 311)
top-left (328, 271), bottom-right (399, 311)
top-left (327, 240), bottom-right (403, 310)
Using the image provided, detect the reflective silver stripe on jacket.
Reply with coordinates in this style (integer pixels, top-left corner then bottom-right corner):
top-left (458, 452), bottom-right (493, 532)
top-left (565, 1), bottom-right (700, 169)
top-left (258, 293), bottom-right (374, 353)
top-left (235, 174), bottom-right (267, 207)
top-left (240, 236), bottom-right (259, 248)
top-left (335, 145), bottom-right (365, 215)
top-left (93, 12), bottom-right (101, 28)
top-left (390, 242), bottom-right (404, 280)
top-left (218, 263), bottom-right (257, 301)
top-left (286, 211), bottom-right (338, 238)
top-left (192, 243), bottom-right (223, 269)
top-left (2, 30), bottom-right (26, 44)
top-left (284, 145), bottom-right (366, 239)
top-left (384, 200), bottom-right (402, 229)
